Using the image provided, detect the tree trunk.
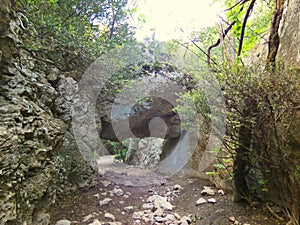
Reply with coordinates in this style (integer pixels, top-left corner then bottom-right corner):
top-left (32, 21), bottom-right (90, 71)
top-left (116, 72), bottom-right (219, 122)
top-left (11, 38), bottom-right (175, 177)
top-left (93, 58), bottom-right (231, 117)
top-left (266, 0), bottom-right (285, 67)
top-left (233, 100), bottom-right (254, 202)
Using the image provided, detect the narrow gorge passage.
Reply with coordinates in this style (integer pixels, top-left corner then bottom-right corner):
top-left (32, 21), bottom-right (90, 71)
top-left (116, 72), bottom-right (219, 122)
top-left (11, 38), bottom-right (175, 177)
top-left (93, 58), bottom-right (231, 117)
top-left (1, 0), bottom-right (299, 224)
top-left (50, 156), bottom-right (287, 225)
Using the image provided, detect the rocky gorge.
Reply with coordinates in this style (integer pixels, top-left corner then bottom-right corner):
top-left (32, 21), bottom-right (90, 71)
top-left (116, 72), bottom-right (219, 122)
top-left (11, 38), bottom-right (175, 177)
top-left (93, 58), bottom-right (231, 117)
top-left (0, 0), bottom-right (300, 224)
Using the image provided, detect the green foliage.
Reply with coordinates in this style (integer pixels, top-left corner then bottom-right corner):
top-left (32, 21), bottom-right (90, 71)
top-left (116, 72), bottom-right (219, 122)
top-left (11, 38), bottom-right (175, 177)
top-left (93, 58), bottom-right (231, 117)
top-left (17, 0), bottom-right (136, 70)
top-left (225, 0), bottom-right (273, 58)
top-left (109, 141), bottom-right (128, 162)
top-left (174, 89), bottom-right (209, 131)
top-left (183, 0), bottom-right (273, 63)
top-left (219, 62), bottom-right (299, 195)
top-left (258, 179), bottom-right (269, 192)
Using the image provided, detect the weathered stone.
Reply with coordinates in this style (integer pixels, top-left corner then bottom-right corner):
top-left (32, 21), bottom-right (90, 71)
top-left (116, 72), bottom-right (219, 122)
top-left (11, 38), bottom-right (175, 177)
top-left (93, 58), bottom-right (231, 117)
top-left (99, 198), bottom-right (113, 207)
top-left (107, 222), bottom-right (122, 225)
top-left (196, 197), bottom-right (207, 205)
top-left (218, 189), bottom-right (225, 195)
top-left (124, 206), bottom-right (134, 212)
top-left (180, 215), bottom-right (192, 224)
top-left (207, 198), bottom-right (217, 204)
top-left (54, 75), bottom-right (78, 122)
top-left (111, 187), bottom-right (124, 196)
top-left (134, 219), bottom-right (142, 224)
top-left (132, 211), bottom-right (144, 219)
top-left (147, 195), bottom-right (173, 210)
top-left (88, 219), bottom-right (101, 225)
top-left (55, 220), bottom-right (71, 225)
top-left (125, 137), bottom-right (164, 168)
top-left (201, 186), bottom-right (215, 196)
top-left (57, 131), bottom-right (97, 191)
top-left (165, 214), bottom-right (176, 221)
top-left (228, 216), bottom-right (236, 222)
top-left (83, 213), bottom-right (97, 222)
top-left (278, 0), bottom-right (300, 67)
top-left (143, 203), bottom-right (155, 210)
top-left (32, 211), bottom-right (50, 225)
top-left (100, 180), bottom-right (112, 187)
top-left (104, 212), bottom-right (115, 221)
top-left (153, 207), bottom-right (164, 217)
top-left (0, 63), bottom-right (66, 224)
top-left (173, 184), bottom-right (183, 191)
top-left (155, 216), bottom-right (167, 222)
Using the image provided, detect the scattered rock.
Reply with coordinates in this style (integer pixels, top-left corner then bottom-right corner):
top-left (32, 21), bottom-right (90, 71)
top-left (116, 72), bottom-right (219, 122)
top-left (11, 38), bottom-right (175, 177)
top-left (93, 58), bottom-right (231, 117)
top-left (99, 198), bottom-right (112, 207)
top-left (134, 219), bottom-right (142, 224)
top-left (124, 180), bottom-right (134, 186)
top-left (181, 215), bottom-right (192, 223)
top-left (207, 198), bottom-right (217, 204)
top-left (88, 219), bottom-right (101, 225)
top-left (165, 214), bottom-right (176, 221)
top-left (147, 195), bottom-right (173, 210)
top-left (112, 187), bottom-right (124, 196)
top-left (104, 212), bottom-right (116, 221)
top-left (124, 206), bottom-right (134, 212)
top-left (201, 186), bottom-right (215, 196)
top-left (132, 211), bottom-right (144, 219)
top-left (180, 215), bottom-right (192, 225)
top-left (123, 194), bottom-right (129, 199)
top-left (196, 197), bottom-right (208, 205)
top-left (173, 184), bottom-right (183, 191)
top-left (155, 216), bottom-right (167, 222)
top-left (100, 180), bottom-right (112, 187)
top-left (174, 213), bottom-right (181, 220)
top-left (108, 222), bottom-right (122, 225)
top-left (218, 189), bottom-right (225, 195)
top-left (55, 220), bottom-right (71, 225)
top-left (83, 213), bottom-right (97, 222)
top-left (153, 207), bottom-right (164, 216)
top-left (142, 203), bottom-right (155, 210)
top-left (229, 216), bottom-right (236, 222)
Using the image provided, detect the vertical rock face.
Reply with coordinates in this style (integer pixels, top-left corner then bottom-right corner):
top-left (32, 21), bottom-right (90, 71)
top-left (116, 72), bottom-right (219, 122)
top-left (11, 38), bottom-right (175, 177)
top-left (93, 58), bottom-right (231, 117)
top-left (0, 1), bottom-right (66, 224)
top-left (254, 1), bottom-right (300, 222)
top-left (277, 0), bottom-right (300, 222)
top-left (278, 0), bottom-right (300, 67)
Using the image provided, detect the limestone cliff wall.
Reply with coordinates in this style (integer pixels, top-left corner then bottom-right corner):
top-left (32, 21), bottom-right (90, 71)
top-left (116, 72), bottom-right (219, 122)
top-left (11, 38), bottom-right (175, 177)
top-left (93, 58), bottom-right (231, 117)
top-left (278, 0), bottom-right (300, 67)
top-left (0, 1), bottom-right (97, 224)
top-left (0, 1), bottom-right (66, 224)
top-left (276, 0), bottom-right (300, 222)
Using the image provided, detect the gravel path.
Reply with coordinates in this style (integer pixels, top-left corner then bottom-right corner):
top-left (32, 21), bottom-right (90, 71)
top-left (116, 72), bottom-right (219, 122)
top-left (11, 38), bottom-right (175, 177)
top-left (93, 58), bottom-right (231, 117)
top-left (50, 157), bottom-right (287, 225)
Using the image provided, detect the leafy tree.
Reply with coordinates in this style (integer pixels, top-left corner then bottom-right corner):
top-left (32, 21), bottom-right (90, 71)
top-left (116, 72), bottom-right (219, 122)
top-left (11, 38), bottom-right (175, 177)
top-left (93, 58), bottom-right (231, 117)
top-left (169, 1), bottom-right (300, 222)
top-left (17, 0), bottom-right (136, 71)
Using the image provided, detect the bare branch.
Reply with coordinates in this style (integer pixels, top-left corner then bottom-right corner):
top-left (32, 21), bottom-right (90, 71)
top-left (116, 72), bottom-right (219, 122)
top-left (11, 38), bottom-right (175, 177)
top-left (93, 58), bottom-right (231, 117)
top-left (217, 24), bottom-right (233, 64)
top-left (207, 20), bottom-right (236, 65)
top-left (223, 0), bottom-right (250, 12)
top-left (172, 39), bottom-right (202, 59)
top-left (178, 28), bottom-right (218, 65)
top-left (237, 0), bottom-right (256, 56)
top-left (207, 3), bottom-right (247, 65)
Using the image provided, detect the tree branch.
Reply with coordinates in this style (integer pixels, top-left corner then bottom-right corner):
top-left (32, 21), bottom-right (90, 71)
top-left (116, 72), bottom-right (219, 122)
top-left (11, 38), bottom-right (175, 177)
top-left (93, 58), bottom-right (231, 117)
top-left (224, 0), bottom-right (250, 12)
top-left (207, 20), bottom-right (236, 65)
top-left (237, 0), bottom-right (256, 56)
top-left (217, 24), bottom-right (233, 64)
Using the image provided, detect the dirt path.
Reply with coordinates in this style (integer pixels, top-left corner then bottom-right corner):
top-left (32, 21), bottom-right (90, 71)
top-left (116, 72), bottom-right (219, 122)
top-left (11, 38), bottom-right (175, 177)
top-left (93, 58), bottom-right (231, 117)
top-left (50, 157), bottom-right (287, 225)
